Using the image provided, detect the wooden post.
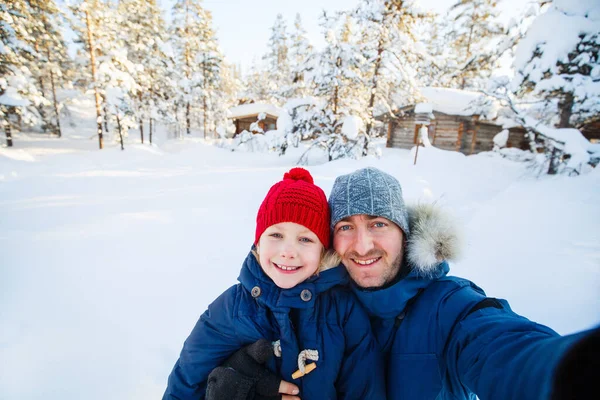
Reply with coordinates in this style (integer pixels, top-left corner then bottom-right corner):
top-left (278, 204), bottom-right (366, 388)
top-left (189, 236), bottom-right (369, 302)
top-left (432, 121), bottom-right (437, 145)
top-left (413, 140), bottom-right (421, 165)
top-left (386, 121), bottom-right (393, 147)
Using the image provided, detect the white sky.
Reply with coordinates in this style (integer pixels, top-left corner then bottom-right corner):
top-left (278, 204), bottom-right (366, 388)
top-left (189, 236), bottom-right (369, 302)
top-left (159, 0), bottom-right (525, 74)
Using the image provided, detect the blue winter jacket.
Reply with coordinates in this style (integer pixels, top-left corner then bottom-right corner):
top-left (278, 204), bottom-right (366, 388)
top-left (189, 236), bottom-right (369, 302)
top-left (352, 204), bottom-right (587, 400)
top-left (164, 251), bottom-right (385, 399)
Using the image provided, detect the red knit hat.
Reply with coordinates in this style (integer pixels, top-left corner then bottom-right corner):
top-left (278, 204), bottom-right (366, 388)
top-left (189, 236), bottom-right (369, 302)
top-left (255, 168), bottom-right (330, 247)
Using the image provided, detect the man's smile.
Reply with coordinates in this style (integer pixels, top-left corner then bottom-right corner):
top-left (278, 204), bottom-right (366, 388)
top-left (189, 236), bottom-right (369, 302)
top-left (352, 257), bottom-right (381, 266)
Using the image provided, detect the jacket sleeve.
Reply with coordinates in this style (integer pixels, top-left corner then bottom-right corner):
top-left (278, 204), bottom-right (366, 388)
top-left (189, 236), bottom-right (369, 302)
top-left (163, 285), bottom-right (244, 400)
top-left (442, 286), bottom-right (587, 400)
top-left (336, 292), bottom-right (386, 400)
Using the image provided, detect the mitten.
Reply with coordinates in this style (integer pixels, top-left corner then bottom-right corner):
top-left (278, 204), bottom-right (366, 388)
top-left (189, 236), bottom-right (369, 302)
top-left (206, 339), bottom-right (282, 400)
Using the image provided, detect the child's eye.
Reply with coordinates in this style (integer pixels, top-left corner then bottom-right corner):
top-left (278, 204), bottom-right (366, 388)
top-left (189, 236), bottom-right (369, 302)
top-left (299, 237), bottom-right (314, 243)
top-left (269, 233), bottom-right (283, 238)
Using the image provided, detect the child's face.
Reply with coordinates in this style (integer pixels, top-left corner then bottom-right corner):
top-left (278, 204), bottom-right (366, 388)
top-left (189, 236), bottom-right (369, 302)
top-left (257, 222), bottom-right (323, 289)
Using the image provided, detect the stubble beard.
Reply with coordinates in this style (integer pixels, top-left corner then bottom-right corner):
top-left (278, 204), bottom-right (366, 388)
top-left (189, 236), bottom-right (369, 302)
top-left (345, 248), bottom-right (404, 289)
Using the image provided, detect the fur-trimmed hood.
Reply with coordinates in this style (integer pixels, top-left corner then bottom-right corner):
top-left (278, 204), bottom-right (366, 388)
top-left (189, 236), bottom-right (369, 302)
top-left (406, 203), bottom-right (462, 277)
top-left (351, 203), bottom-right (462, 319)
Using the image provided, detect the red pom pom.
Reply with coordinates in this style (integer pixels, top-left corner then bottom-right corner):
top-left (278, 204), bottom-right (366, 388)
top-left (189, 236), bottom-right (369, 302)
top-left (283, 167), bottom-right (314, 184)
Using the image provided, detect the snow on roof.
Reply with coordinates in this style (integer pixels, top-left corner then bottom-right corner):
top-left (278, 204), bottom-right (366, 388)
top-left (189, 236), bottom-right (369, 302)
top-left (414, 103), bottom-right (433, 114)
top-left (228, 103), bottom-right (282, 119)
top-left (419, 87), bottom-right (499, 119)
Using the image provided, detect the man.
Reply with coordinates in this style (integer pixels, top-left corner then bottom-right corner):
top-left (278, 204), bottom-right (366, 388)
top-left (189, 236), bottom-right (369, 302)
top-left (204, 167), bottom-right (597, 400)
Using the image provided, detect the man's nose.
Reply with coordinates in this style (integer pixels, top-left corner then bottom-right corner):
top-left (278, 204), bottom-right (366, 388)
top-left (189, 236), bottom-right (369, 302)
top-left (353, 227), bottom-right (375, 255)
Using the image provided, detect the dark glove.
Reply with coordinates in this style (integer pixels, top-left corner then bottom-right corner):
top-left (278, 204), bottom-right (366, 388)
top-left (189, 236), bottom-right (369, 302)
top-left (206, 339), bottom-right (282, 400)
top-left (551, 327), bottom-right (600, 400)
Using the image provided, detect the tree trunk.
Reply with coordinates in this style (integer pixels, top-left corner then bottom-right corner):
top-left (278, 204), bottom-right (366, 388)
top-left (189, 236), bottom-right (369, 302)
top-left (103, 101), bottom-right (109, 135)
top-left (149, 118), bottom-right (153, 144)
top-left (139, 118), bottom-right (144, 144)
top-left (85, 9), bottom-right (103, 149)
top-left (48, 49), bottom-right (62, 138)
top-left (116, 112), bottom-right (125, 150)
top-left (4, 110), bottom-right (13, 147)
top-left (203, 96), bottom-right (207, 139)
top-left (557, 92), bottom-right (574, 128)
top-left (186, 102), bottom-right (191, 135)
top-left (547, 146), bottom-right (559, 175)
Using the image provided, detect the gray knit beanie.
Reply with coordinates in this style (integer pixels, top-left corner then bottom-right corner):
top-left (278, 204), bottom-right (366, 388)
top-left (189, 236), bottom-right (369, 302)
top-left (329, 167), bottom-right (410, 236)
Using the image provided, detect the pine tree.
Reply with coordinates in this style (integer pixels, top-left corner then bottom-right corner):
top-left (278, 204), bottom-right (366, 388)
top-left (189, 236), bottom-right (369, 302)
top-left (1, 0), bottom-right (46, 147)
top-left (354, 0), bottom-right (429, 139)
top-left (313, 12), bottom-right (366, 121)
top-left (170, 0), bottom-right (221, 137)
top-left (289, 13), bottom-right (313, 98)
top-left (117, 0), bottom-right (172, 143)
top-left (513, 1), bottom-right (600, 128)
top-left (263, 14), bottom-right (292, 104)
top-left (445, 0), bottom-right (504, 89)
top-left (29, 0), bottom-right (71, 137)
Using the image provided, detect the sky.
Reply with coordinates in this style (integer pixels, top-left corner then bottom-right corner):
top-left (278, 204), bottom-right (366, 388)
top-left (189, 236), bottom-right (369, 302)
top-left (159, 0), bottom-right (526, 74)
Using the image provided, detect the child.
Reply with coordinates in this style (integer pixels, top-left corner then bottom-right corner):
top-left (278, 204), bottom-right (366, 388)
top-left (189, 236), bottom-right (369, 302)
top-left (163, 168), bottom-right (384, 399)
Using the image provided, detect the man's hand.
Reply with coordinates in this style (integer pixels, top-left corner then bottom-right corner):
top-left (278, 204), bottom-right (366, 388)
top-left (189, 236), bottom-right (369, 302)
top-left (206, 339), bottom-right (300, 400)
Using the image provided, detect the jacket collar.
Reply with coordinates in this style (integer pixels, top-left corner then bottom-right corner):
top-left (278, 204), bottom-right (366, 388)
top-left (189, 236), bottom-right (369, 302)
top-left (238, 250), bottom-right (349, 311)
top-left (351, 261), bottom-right (449, 319)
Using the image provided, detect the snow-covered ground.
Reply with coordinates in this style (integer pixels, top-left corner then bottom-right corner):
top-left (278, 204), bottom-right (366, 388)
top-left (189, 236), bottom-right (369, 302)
top-left (1, 100), bottom-right (599, 399)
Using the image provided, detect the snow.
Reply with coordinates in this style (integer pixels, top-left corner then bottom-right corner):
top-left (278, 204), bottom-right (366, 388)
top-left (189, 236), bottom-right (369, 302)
top-left (1, 95), bottom-right (599, 400)
top-left (341, 115), bottom-right (362, 140)
top-left (0, 86), bottom-right (30, 106)
top-left (415, 102), bottom-right (433, 114)
top-left (493, 129), bottom-right (509, 148)
top-left (228, 102), bottom-right (282, 119)
top-left (419, 87), bottom-right (499, 119)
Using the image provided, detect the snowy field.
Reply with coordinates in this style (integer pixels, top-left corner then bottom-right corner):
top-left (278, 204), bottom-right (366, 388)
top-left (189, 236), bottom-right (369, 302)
top-left (1, 102), bottom-right (599, 399)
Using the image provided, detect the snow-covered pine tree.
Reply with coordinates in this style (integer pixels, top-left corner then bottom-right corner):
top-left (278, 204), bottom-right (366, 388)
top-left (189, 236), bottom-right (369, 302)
top-left (27, 0), bottom-right (71, 137)
top-left (170, 0), bottom-right (220, 137)
top-left (116, 0), bottom-right (172, 144)
top-left (263, 13), bottom-right (292, 104)
top-left (298, 12), bottom-right (369, 162)
top-left (243, 59), bottom-right (274, 104)
top-left (354, 0), bottom-right (428, 141)
top-left (513, 0), bottom-right (600, 129)
top-left (313, 12), bottom-right (366, 121)
top-left (71, 0), bottom-right (140, 148)
top-left (445, 0), bottom-right (504, 89)
top-left (0, 0), bottom-right (47, 147)
top-left (289, 13), bottom-right (314, 98)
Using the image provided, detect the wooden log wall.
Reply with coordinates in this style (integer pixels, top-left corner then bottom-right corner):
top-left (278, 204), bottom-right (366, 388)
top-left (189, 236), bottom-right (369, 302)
top-left (387, 110), bottom-right (520, 155)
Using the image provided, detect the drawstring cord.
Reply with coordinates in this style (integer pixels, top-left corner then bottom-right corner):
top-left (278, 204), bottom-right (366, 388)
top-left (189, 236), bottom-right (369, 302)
top-left (272, 340), bottom-right (319, 377)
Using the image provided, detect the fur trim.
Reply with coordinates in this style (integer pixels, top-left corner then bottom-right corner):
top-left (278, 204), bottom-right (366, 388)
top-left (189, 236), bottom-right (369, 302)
top-left (406, 203), bottom-right (462, 276)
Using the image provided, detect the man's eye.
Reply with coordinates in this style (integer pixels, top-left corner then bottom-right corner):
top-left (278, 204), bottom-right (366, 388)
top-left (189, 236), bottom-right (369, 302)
top-left (338, 225), bottom-right (352, 232)
top-left (373, 222), bottom-right (386, 228)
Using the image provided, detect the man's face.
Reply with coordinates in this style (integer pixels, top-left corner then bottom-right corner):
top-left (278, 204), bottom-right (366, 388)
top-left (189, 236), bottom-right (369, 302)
top-left (333, 215), bottom-right (404, 289)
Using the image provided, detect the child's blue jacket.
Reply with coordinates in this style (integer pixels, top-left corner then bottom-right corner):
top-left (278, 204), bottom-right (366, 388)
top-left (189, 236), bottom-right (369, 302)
top-left (164, 251), bottom-right (385, 399)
